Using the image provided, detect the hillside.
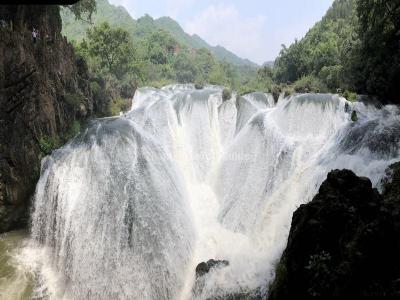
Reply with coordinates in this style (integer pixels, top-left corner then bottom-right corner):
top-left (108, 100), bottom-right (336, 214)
top-left (274, 0), bottom-right (356, 86)
top-left (61, 0), bottom-right (258, 68)
top-left (154, 17), bottom-right (259, 67)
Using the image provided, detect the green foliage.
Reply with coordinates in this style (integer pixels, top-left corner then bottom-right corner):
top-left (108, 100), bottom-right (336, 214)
top-left (85, 22), bottom-right (136, 79)
top-left (270, 0), bottom-right (400, 103)
top-left (350, 0), bottom-right (400, 101)
top-left (39, 136), bottom-right (55, 155)
top-left (238, 87), bottom-right (256, 96)
top-left (149, 79), bottom-right (176, 89)
top-left (64, 0), bottom-right (96, 23)
top-left (172, 51), bottom-right (198, 83)
top-left (293, 75), bottom-right (328, 93)
top-left (90, 81), bottom-right (101, 96)
top-left (61, 120), bottom-right (81, 142)
top-left (61, 0), bottom-right (258, 68)
top-left (108, 97), bottom-right (131, 116)
top-left (273, 0), bottom-right (356, 91)
top-left (64, 92), bottom-right (85, 109)
top-left (343, 90), bottom-right (357, 102)
top-left (62, 0), bottom-right (400, 104)
top-left (319, 65), bottom-right (343, 90)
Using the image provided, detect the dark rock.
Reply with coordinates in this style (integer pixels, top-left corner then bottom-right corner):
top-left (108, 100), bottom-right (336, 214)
top-left (222, 88), bottom-right (232, 101)
top-left (193, 259), bottom-right (261, 299)
top-left (0, 6), bottom-right (99, 232)
top-left (268, 166), bottom-right (400, 298)
top-left (195, 259), bottom-right (229, 278)
top-left (194, 83), bottom-right (203, 90)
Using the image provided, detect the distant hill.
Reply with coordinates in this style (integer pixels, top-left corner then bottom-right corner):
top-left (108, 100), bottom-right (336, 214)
top-left (154, 17), bottom-right (259, 67)
top-left (262, 61), bottom-right (275, 67)
top-left (61, 0), bottom-right (258, 68)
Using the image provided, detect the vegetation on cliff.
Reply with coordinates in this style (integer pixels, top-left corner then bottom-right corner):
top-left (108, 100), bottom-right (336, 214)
top-left (61, 0), bottom-right (259, 93)
top-left (260, 0), bottom-right (400, 103)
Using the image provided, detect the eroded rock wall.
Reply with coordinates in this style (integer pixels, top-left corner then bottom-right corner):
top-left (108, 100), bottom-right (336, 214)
top-left (0, 5), bottom-right (94, 232)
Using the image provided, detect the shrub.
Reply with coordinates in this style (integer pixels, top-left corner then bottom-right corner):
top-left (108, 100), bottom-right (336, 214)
top-left (238, 87), bottom-right (256, 96)
top-left (109, 97), bottom-right (131, 116)
top-left (39, 136), bottom-right (55, 155)
top-left (64, 92), bottom-right (85, 109)
top-left (61, 120), bottom-right (81, 142)
top-left (222, 88), bottom-right (232, 101)
top-left (90, 81), bottom-right (101, 96)
top-left (343, 90), bottom-right (357, 102)
top-left (319, 65), bottom-right (343, 90)
top-left (293, 75), bottom-right (328, 93)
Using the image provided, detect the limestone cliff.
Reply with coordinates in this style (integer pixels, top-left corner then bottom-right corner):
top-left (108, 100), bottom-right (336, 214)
top-left (0, 5), bottom-right (96, 232)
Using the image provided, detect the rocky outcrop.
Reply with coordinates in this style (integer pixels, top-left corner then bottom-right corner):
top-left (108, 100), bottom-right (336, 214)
top-left (193, 259), bottom-right (261, 299)
top-left (0, 6), bottom-right (96, 232)
top-left (196, 259), bottom-right (230, 278)
top-left (268, 164), bottom-right (400, 298)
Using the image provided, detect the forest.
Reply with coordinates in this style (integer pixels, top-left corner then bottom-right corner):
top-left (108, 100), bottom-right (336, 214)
top-left (64, 0), bottom-right (399, 113)
top-left (1, 0), bottom-right (400, 299)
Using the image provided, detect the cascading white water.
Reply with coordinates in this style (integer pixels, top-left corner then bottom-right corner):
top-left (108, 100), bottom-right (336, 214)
top-left (11, 84), bottom-right (400, 299)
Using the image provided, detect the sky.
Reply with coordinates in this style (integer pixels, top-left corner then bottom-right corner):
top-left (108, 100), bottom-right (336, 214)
top-left (108, 0), bottom-right (334, 65)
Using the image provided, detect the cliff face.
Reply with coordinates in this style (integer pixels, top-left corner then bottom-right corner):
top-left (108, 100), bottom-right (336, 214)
top-left (0, 6), bottom-right (95, 232)
top-left (268, 164), bottom-right (400, 298)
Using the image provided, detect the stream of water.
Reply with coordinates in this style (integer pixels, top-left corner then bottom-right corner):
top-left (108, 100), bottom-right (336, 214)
top-left (1, 84), bottom-right (399, 299)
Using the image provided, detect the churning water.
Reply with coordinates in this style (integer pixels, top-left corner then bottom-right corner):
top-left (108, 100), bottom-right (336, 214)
top-left (2, 84), bottom-right (399, 299)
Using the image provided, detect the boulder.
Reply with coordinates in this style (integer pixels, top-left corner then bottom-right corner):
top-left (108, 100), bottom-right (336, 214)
top-left (195, 259), bottom-right (229, 278)
top-left (268, 166), bottom-right (400, 298)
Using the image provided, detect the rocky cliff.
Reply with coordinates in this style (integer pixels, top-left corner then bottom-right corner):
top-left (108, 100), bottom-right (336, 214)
top-left (268, 163), bottom-right (400, 298)
top-left (0, 5), bottom-right (96, 232)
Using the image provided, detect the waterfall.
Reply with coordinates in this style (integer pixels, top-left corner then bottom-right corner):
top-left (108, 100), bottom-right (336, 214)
top-left (17, 84), bottom-right (400, 299)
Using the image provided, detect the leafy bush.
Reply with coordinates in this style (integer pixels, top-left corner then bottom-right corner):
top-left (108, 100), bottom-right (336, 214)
top-left (293, 75), bottom-right (328, 93)
top-left (238, 87), bottom-right (256, 96)
top-left (90, 81), bottom-right (101, 96)
top-left (342, 90), bottom-right (357, 102)
top-left (61, 120), bottom-right (81, 142)
top-left (222, 88), bottom-right (232, 101)
top-left (39, 136), bottom-right (55, 155)
top-left (64, 92), bottom-right (85, 109)
top-left (319, 65), bottom-right (343, 90)
top-left (109, 97), bottom-right (131, 116)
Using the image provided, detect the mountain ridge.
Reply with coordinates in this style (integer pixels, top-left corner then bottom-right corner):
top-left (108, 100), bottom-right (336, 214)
top-left (61, 0), bottom-right (258, 68)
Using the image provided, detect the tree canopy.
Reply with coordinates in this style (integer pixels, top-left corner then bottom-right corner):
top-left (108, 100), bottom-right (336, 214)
top-left (84, 22), bottom-right (135, 79)
top-left (65, 0), bottom-right (97, 23)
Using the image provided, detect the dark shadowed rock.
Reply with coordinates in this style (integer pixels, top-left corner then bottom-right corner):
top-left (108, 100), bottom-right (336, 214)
top-left (268, 165), bottom-right (400, 298)
top-left (0, 6), bottom-right (99, 232)
top-left (193, 259), bottom-right (262, 299)
top-left (195, 259), bottom-right (229, 278)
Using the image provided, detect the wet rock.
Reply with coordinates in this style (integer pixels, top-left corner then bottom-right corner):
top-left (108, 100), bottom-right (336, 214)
top-left (268, 166), bottom-right (400, 298)
top-left (195, 259), bottom-right (229, 277)
top-left (222, 88), bottom-right (232, 101)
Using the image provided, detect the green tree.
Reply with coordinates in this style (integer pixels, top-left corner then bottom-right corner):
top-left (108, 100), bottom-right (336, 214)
top-left (351, 0), bottom-right (400, 102)
top-left (65, 0), bottom-right (96, 23)
top-left (86, 22), bottom-right (135, 79)
top-left (173, 51), bottom-right (198, 83)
